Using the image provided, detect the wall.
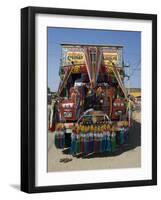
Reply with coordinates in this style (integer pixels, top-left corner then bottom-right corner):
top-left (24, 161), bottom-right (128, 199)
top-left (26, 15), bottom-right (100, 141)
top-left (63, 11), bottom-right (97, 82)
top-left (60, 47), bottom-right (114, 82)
top-left (0, 0), bottom-right (160, 199)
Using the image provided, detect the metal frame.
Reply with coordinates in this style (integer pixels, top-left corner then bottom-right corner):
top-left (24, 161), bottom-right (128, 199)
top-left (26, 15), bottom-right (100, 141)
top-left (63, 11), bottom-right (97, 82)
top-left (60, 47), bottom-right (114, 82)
top-left (21, 6), bottom-right (157, 193)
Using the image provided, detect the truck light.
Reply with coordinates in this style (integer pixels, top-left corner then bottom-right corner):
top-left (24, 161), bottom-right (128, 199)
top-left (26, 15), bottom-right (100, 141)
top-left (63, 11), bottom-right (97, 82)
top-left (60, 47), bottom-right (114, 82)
top-left (62, 104), bottom-right (65, 108)
top-left (62, 103), bottom-right (74, 108)
top-left (66, 104), bottom-right (70, 108)
top-left (64, 111), bottom-right (72, 118)
top-left (113, 102), bottom-right (117, 107)
top-left (113, 102), bottom-right (123, 107)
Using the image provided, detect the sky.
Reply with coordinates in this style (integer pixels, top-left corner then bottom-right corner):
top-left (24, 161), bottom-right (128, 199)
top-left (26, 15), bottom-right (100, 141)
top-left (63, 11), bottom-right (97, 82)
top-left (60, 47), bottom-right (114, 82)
top-left (48, 27), bottom-right (141, 92)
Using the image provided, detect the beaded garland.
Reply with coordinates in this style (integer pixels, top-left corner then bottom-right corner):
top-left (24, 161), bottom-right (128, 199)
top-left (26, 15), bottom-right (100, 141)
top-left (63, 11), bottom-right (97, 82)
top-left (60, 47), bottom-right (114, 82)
top-left (54, 123), bottom-right (129, 155)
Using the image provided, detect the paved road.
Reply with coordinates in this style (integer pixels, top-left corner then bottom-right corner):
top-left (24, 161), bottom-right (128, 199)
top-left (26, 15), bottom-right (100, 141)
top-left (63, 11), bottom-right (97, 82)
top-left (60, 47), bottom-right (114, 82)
top-left (48, 111), bottom-right (141, 172)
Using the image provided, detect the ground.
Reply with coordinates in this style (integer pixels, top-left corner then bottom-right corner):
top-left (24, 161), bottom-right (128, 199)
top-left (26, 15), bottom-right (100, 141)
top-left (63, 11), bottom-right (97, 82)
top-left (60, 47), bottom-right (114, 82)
top-left (47, 110), bottom-right (141, 172)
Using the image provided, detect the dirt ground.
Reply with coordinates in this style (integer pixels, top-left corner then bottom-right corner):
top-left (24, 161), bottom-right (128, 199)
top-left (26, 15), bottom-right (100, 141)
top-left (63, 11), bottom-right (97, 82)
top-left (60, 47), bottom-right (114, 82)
top-left (47, 111), bottom-right (141, 172)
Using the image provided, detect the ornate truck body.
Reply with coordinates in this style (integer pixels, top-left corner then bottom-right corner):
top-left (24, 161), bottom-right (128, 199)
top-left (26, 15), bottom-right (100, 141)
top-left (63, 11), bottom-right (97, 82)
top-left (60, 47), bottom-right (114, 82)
top-left (52, 44), bottom-right (131, 147)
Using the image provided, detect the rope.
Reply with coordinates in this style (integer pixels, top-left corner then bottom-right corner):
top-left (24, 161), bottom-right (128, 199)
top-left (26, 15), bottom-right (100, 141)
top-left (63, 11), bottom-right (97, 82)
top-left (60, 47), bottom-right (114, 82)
top-left (111, 66), bottom-right (127, 99)
top-left (58, 66), bottom-right (73, 96)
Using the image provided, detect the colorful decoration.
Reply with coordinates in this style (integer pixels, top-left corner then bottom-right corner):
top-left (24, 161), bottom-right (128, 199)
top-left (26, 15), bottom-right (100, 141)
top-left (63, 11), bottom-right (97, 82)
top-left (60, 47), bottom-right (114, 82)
top-left (106, 130), bottom-right (111, 152)
top-left (124, 127), bottom-right (129, 144)
top-left (54, 124), bottom-right (65, 149)
top-left (120, 127), bottom-right (124, 145)
top-left (70, 129), bottom-right (76, 155)
top-left (52, 45), bottom-right (132, 157)
top-left (53, 121), bottom-right (130, 156)
top-left (111, 128), bottom-right (116, 152)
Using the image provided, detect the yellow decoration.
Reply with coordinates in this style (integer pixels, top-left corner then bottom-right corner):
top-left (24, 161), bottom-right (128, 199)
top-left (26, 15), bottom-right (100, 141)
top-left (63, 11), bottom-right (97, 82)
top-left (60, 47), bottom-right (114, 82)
top-left (94, 126), bottom-right (97, 133)
top-left (97, 126), bottom-right (101, 133)
top-left (124, 121), bottom-right (129, 127)
top-left (101, 125), bottom-right (104, 132)
top-left (71, 65), bottom-right (81, 73)
top-left (92, 116), bottom-right (97, 124)
top-left (117, 121), bottom-right (123, 127)
top-left (90, 125), bottom-right (94, 132)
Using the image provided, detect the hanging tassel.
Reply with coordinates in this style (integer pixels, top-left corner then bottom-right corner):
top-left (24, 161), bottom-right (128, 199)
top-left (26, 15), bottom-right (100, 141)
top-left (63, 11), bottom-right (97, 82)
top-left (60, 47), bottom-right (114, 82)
top-left (57, 129), bottom-right (61, 148)
top-left (87, 133), bottom-right (90, 154)
top-left (94, 133), bottom-right (97, 154)
top-left (102, 130), bottom-right (106, 152)
top-left (80, 125), bottom-right (84, 153)
top-left (59, 130), bottom-right (62, 148)
top-left (97, 131), bottom-right (100, 153)
top-left (84, 134), bottom-right (87, 154)
top-left (124, 127), bottom-right (129, 144)
top-left (89, 125), bottom-right (92, 154)
top-left (90, 125), bottom-right (94, 153)
top-left (116, 129), bottom-right (120, 146)
top-left (54, 130), bottom-right (58, 148)
top-left (74, 132), bottom-right (77, 155)
top-left (104, 124), bottom-right (107, 152)
top-left (86, 126), bottom-right (89, 154)
top-left (104, 130), bottom-right (107, 152)
top-left (96, 127), bottom-right (98, 153)
top-left (120, 127), bottom-right (124, 145)
top-left (62, 131), bottom-right (65, 149)
top-left (70, 132), bottom-right (74, 155)
top-left (106, 131), bottom-right (111, 152)
top-left (102, 125), bottom-right (105, 152)
top-left (83, 126), bottom-right (86, 154)
top-left (100, 131), bottom-right (103, 153)
top-left (75, 126), bottom-right (78, 154)
top-left (54, 125), bottom-right (59, 148)
top-left (94, 126), bottom-right (97, 153)
top-left (76, 133), bottom-right (80, 154)
top-left (87, 126), bottom-right (90, 154)
top-left (104, 125), bottom-right (108, 151)
top-left (80, 134), bottom-right (84, 153)
top-left (59, 127), bottom-right (64, 149)
top-left (85, 126), bottom-right (89, 154)
top-left (60, 126), bottom-right (64, 149)
top-left (80, 132), bottom-right (82, 153)
top-left (90, 133), bottom-right (94, 153)
top-left (111, 129), bottom-right (116, 152)
top-left (99, 127), bottom-right (102, 153)
top-left (99, 126), bottom-right (102, 153)
top-left (79, 125), bottom-right (82, 153)
top-left (76, 125), bottom-right (80, 154)
top-left (70, 129), bottom-right (76, 155)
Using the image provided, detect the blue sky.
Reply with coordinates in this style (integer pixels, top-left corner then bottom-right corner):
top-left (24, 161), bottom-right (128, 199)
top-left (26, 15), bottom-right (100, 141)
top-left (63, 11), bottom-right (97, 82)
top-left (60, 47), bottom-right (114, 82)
top-left (48, 27), bottom-right (141, 92)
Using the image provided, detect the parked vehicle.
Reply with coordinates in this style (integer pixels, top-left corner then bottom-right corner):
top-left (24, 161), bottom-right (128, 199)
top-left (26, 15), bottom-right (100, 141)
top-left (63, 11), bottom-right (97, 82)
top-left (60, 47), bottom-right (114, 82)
top-left (51, 44), bottom-right (131, 151)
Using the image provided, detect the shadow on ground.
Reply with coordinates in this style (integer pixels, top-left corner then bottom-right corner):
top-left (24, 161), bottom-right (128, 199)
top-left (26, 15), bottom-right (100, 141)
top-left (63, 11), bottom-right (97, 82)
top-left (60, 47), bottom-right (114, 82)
top-left (10, 184), bottom-right (20, 191)
top-left (62, 119), bottom-right (141, 159)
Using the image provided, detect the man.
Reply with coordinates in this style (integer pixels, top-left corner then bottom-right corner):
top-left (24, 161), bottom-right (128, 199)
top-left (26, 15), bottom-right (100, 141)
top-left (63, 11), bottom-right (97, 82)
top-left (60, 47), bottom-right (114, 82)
top-left (86, 85), bottom-right (95, 109)
top-left (96, 87), bottom-right (104, 110)
top-left (49, 98), bottom-right (57, 131)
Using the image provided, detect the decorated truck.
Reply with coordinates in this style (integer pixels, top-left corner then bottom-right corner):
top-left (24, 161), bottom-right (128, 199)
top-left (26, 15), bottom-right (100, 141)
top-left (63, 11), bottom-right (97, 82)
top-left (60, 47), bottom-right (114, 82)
top-left (50, 44), bottom-right (132, 155)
